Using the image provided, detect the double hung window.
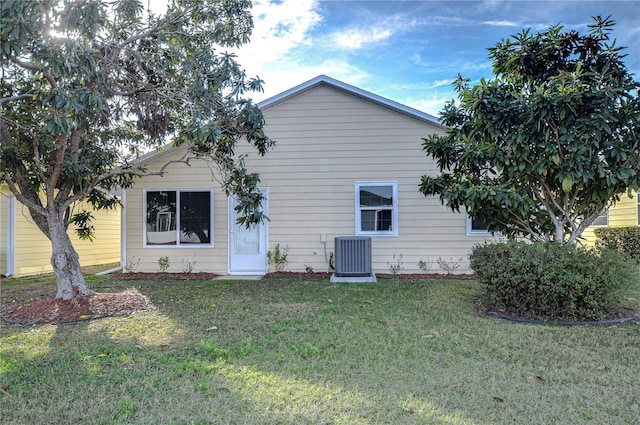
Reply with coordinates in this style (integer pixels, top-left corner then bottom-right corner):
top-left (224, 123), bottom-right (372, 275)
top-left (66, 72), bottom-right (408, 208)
top-left (355, 182), bottom-right (398, 236)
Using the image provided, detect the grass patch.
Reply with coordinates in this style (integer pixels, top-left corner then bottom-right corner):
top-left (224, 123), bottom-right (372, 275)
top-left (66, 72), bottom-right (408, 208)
top-left (1, 275), bottom-right (639, 424)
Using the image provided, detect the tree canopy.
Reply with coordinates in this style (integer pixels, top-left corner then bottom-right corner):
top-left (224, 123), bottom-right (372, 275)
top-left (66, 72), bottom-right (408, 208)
top-left (0, 0), bottom-right (272, 298)
top-left (420, 16), bottom-right (640, 243)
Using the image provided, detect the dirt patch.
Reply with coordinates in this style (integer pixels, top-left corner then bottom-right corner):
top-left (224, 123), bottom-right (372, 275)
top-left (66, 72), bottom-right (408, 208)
top-left (1, 292), bottom-right (155, 325)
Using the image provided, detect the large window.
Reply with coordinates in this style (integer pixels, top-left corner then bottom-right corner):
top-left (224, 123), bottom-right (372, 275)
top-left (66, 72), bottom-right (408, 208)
top-left (144, 189), bottom-right (213, 246)
top-left (355, 182), bottom-right (398, 236)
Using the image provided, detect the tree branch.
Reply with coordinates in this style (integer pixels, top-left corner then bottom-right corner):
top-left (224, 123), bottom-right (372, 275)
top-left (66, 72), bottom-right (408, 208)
top-left (31, 135), bottom-right (48, 185)
top-left (103, 10), bottom-right (188, 66)
top-left (0, 93), bottom-right (34, 105)
top-left (56, 125), bottom-right (88, 204)
top-left (46, 134), bottom-right (68, 205)
top-left (9, 56), bottom-right (57, 88)
top-left (60, 150), bottom-right (192, 211)
top-left (0, 173), bottom-right (47, 216)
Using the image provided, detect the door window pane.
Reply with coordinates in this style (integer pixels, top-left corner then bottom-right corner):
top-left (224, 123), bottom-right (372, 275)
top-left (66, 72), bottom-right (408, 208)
top-left (235, 223), bottom-right (260, 254)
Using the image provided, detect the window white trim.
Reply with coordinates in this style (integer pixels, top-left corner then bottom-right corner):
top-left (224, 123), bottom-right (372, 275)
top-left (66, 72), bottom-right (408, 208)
top-left (143, 187), bottom-right (214, 248)
top-left (355, 181), bottom-right (398, 237)
top-left (466, 215), bottom-right (492, 237)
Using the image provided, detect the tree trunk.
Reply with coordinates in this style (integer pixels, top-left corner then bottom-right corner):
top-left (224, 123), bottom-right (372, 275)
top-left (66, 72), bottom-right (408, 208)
top-left (48, 212), bottom-right (95, 300)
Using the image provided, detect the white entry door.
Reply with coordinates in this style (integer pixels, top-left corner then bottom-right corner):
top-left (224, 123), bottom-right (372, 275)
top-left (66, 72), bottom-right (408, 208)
top-left (228, 190), bottom-right (268, 275)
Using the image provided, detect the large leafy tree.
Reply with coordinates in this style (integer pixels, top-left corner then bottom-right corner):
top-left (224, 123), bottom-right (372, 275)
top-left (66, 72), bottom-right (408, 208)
top-left (0, 0), bottom-right (272, 299)
top-left (420, 17), bottom-right (640, 243)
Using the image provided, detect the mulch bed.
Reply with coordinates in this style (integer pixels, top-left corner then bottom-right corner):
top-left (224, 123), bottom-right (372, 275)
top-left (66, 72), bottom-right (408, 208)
top-left (265, 271), bottom-right (476, 279)
top-left (107, 271), bottom-right (475, 280)
top-left (1, 292), bottom-right (154, 326)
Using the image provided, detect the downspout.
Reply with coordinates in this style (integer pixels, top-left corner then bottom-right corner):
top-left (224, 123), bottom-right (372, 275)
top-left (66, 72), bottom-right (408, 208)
top-left (119, 189), bottom-right (126, 272)
top-left (2, 191), bottom-right (15, 277)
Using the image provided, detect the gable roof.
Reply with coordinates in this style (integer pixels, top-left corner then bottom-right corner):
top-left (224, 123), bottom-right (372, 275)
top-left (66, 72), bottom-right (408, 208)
top-left (258, 75), bottom-right (444, 128)
top-left (134, 75), bottom-right (445, 165)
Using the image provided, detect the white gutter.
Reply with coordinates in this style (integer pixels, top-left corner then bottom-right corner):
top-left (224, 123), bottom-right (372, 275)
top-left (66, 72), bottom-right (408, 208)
top-left (96, 265), bottom-right (122, 276)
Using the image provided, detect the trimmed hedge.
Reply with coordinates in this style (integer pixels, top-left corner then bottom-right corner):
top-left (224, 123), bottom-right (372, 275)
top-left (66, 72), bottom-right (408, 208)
top-left (470, 241), bottom-right (638, 321)
top-left (594, 226), bottom-right (640, 263)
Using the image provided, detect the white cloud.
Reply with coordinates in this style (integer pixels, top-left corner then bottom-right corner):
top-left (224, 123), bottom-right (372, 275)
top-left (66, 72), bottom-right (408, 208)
top-left (630, 25), bottom-right (640, 36)
top-left (323, 12), bottom-right (426, 51)
top-left (330, 26), bottom-right (393, 50)
top-left (423, 79), bottom-right (453, 90)
top-left (483, 20), bottom-right (519, 27)
top-left (253, 60), bottom-right (370, 103)
top-left (235, 0), bottom-right (322, 74)
top-left (429, 16), bottom-right (474, 27)
top-left (385, 81), bottom-right (458, 116)
top-left (405, 95), bottom-right (453, 117)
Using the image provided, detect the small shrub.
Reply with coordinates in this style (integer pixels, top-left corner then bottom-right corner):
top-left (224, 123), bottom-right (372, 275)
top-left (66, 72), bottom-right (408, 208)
top-left (418, 259), bottom-right (434, 275)
top-left (157, 256), bottom-right (170, 273)
top-left (437, 257), bottom-right (462, 275)
top-left (181, 254), bottom-right (197, 273)
top-left (304, 265), bottom-right (314, 273)
top-left (124, 256), bottom-right (140, 273)
top-left (595, 226), bottom-right (640, 263)
top-left (387, 253), bottom-right (404, 277)
top-left (267, 244), bottom-right (288, 272)
top-left (470, 241), bottom-right (638, 321)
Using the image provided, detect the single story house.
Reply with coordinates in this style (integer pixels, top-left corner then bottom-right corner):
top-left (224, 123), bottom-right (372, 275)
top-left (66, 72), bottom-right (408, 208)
top-left (581, 191), bottom-right (639, 245)
top-left (122, 75), bottom-right (497, 276)
top-left (0, 186), bottom-right (121, 277)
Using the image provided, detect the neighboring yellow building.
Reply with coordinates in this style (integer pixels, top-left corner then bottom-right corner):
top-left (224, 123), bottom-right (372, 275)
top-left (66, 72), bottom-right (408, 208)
top-left (0, 186), bottom-right (121, 277)
top-left (581, 191), bottom-right (638, 246)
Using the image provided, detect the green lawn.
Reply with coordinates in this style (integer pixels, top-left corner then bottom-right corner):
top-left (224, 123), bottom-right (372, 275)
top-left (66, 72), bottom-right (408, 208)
top-left (1, 275), bottom-right (639, 425)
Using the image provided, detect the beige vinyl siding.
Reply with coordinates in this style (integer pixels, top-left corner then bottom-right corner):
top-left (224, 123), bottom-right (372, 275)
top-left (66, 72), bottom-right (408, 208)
top-left (124, 155), bottom-right (230, 274)
top-left (581, 191), bottom-right (638, 246)
top-left (242, 85), bottom-right (491, 274)
top-left (7, 194), bottom-right (121, 277)
top-left (127, 83), bottom-right (495, 274)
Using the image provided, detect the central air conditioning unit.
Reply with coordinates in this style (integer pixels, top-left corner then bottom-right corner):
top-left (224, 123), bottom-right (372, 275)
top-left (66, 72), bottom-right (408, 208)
top-left (334, 236), bottom-right (373, 277)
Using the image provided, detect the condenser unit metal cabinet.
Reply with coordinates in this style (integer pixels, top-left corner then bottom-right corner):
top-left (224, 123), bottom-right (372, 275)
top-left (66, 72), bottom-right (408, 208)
top-left (334, 236), bottom-right (373, 277)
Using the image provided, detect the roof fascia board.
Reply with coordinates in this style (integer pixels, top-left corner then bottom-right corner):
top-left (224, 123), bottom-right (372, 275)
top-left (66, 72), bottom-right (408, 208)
top-left (132, 143), bottom-right (185, 166)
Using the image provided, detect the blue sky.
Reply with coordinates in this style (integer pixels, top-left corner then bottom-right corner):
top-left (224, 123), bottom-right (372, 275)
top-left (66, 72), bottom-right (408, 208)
top-left (233, 0), bottom-right (640, 116)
